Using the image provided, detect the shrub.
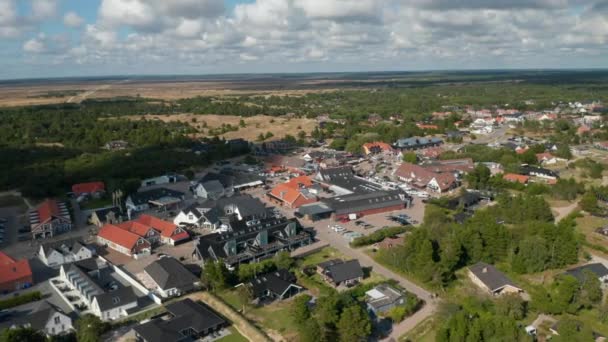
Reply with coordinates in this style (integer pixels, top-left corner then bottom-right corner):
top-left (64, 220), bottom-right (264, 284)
top-left (0, 291), bottom-right (42, 310)
top-left (350, 226), bottom-right (408, 247)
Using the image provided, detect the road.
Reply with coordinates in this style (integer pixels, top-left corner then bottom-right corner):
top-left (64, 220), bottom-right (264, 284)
top-left (66, 79), bottom-right (130, 103)
top-left (311, 224), bottom-right (438, 341)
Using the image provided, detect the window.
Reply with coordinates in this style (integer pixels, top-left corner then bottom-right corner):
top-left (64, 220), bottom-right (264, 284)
top-left (54, 316), bottom-right (60, 324)
top-left (188, 214), bottom-right (194, 220)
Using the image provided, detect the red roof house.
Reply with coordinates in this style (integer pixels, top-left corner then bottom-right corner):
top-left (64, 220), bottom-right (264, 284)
top-left (134, 214), bottom-right (190, 245)
top-left (503, 173), bottom-right (530, 184)
top-left (72, 182), bottom-right (105, 196)
top-left (395, 162), bottom-right (457, 193)
top-left (0, 251), bottom-right (33, 293)
top-left (268, 176), bottom-right (318, 209)
top-left (29, 199), bottom-right (72, 240)
top-left (117, 221), bottom-right (161, 245)
top-left (97, 224), bottom-right (151, 258)
top-left (362, 142), bottom-right (395, 155)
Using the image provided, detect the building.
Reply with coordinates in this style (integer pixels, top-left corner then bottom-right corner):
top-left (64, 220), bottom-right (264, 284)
top-left (395, 162), bottom-right (458, 193)
top-left (97, 224), bottom-right (152, 258)
top-left (133, 214), bottom-right (190, 246)
top-left (177, 195), bottom-right (269, 232)
top-left (173, 203), bottom-right (209, 228)
top-left (564, 263), bottom-right (608, 283)
top-left (29, 199), bottom-right (72, 239)
top-left (0, 251), bottom-right (33, 293)
top-left (323, 190), bottom-right (411, 221)
top-left (143, 257), bottom-right (200, 298)
top-left (247, 269), bottom-right (302, 303)
top-left (520, 165), bottom-right (559, 180)
top-left (126, 188), bottom-right (185, 212)
top-left (193, 217), bottom-right (311, 269)
top-left (72, 181), bottom-right (105, 198)
top-left (468, 262), bottom-right (523, 296)
top-left (267, 176), bottom-right (320, 209)
top-left (365, 284), bottom-right (405, 314)
top-left (38, 238), bottom-right (95, 267)
top-left (140, 174), bottom-right (179, 188)
top-left (104, 140), bottom-right (129, 150)
top-left (89, 207), bottom-right (122, 227)
top-left (59, 258), bottom-right (139, 320)
top-left (194, 180), bottom-right (225, 200)
top-left (536, 152), bottom-right (565, 165)
top-left (503, 173), bottom-right (530, 184)
top-left (5, 301), bottom-right (73, 337)
top-left (362, 141), bottom-right (395, 155)
top-left (422, 158), bottom-right (475, 176)
top-left (394, 137), bottom-right (443, 151)
top-left (296, 202), bottom-right (335, 222)
top-left (317, 259), bottom-right (364, 287)
top-left (133, 299), bottom-right (226, 342)
top-left (195, 172), bottom-right (264, 197)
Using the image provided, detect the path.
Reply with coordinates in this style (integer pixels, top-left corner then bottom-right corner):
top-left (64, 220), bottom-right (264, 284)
top-left (311, 225), bottom-right (439, 341)
top-left (553, 200), bottom-right (579, 222)
top-left (186, 291), bottom-right (271, 342)
top-left (66, 79), bottom-right (130, 103)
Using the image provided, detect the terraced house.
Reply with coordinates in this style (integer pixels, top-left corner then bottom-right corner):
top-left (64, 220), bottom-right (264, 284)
top-left (29, 199), bottom-right (72, 240)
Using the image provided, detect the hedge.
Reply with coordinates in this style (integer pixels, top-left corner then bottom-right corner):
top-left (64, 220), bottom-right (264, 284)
top-left (350, 226), bottom-right (408, 247)
top-left (0, 291), bottom-right (42, 310)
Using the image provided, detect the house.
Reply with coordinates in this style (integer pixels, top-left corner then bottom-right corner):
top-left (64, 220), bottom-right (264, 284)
top-left (536, 152), bottom-right (564, 165)
top-left (468, 262), bottom-right (523, 296)
top-left (29, 199), bottom-right (72, 239)
top-left (445, 192), bottom-right (482, 211)
top-left (416, 123), bottom-right (439, 130)
top-left (422, 158), bottom-right (475, 175)
top-left (193, 217), bottom-right (311, 268)
top-left (194, 180), bottom-right (225, 200)
top-left (323, 190), bottom-right (411, 221)
top-left (578, 125), bottom-right (591, 135)
top-left (38, 238), bottom-right (95, 267)
top-left (104, 140), bottom-right (129, 150)
top-left (318, 259), bottom-right (364, 287)
top-left (248, 269), bottom-right (302, 303)
top-left (564, 263), bottom-right (608, 284)
top-left (394, 137), bottom-right (443, 151)
top-left (59, 258), bottom-right (139, 320)
top-left (0, 251), bottom-right (33, 293)
top-left (267, 176), bottom-right (319, 209)
top-left (143, 257), bottom-right (200, 298)
top-left (595, 141), bottom-right (608, 151)
top-left (365, 284), bottom-right (405, 315)
top-left (503, 173), bottom-right (530, 184)
top-left (72, 181), bottom-right (105, 198)
top-left (140, 174), bottom-right (179, 188)
top-left (195, 171), bottom-right (264, 196)
top-left (520, 165), bottom-right (559, 180)
top-left (126, 188), bottom-right (185, 212)
top-left (132, 299), bottom-right (226, 342)
top-left (362, 141), bottom-right (395, 155)
top-left (480, 162), bottom-right (504, 175)
top-left (97, 224), bottom-right (152, 258)
top-left (173, 203), bottom-right (208, 228)
top-left (133, 214), bottom-right (190, 246)
top-left (395, 162), bottom-right (458, 193)
top-left (89, 207), bottom-right (122, 227)
top-left (5, 301), bottom-right (73, 337)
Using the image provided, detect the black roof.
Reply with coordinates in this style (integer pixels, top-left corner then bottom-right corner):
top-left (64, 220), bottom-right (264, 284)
top-left (468, 262), bottom-right (518, 292)
top-left (144, 257), bottom-right (198, 290)
top-left (134, 299), bottom-right (226, 342)
top-left (520, 165), bottom-right (559, 178)
top-left (129, 188), bottom-right (185, 206)
top-left (325, 259), bottom-right (364, 283)
top-left (318, 167), bottom-right (354, 182)
top-left (11, 301), bottom-right (69, 331)
top-left (41, 237), bottom-right (88, 256)
top-left (323, 190), bottom-right (409, 215)
top-left (249, 269), bottom-right (299, 299)
top-left (200, 171), bottom-right (263, 189)
top-left (92, 206), bottom-right (121, 222)
top-left (565, 263), bottom-right (608, 282)
top-left (94, 286), bottom-right (137, 311)
top-left (446, 192), bottom-right (481, 210)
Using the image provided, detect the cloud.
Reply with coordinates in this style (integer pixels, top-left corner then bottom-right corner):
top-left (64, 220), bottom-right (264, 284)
top-left (31, 0), bottom-right (58, 19)
top-left (63, 11), bottom-right (84, 28)
top-left (23, 36), bottom-right (45, 53)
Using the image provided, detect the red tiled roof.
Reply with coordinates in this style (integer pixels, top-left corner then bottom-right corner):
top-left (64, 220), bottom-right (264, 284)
top-left (98, 224), bottom-right (142, 250)
top-left (72, 182), bottom-right (105, 195)
top-left (515, 147), bottom-right (529, 155)
top-left (536, 152), bottom-right (554, 162)
top-left (170, 231), bottom-right (190, 242)
top-left (117, 221), bottom-right (155, 237)
top-left (135, 214), bottom-right (178, 238)
top-left (362, 141), bottom-right (394, 154)
top-left (503, 173), bottom-right (529, 184)
top-left (36, 199), bottom-right (61, 224)
top-left (270, 184), bottom-right (302, 205)
top-left (432, 173), bottom-right (457, 191)
top-left (416, 124), bottom-right (439, 130)
top-left (0, 251), bottom-right (32, 285)
top-left (284, 176), bottom-right (314, 189)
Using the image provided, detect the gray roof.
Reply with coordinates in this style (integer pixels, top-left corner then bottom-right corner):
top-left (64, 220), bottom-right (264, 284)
top-left (133, 299), bottom-right (225, 342)
top-left (366, 284), bottom-right (404, 311)
top-left (41, 238), bottom-right (88, 256)
top-left (395, 137), bottom-right (443, 148)
top-left (468, 262), bottom-right (518, 292)
top-left (325, 259), bottom-right (364, 284)
top-left (129, 188), bottom-right (184, 206)
top-left (94, 286), bottom-right (137, 311)
top-left (11, 301), bottom-right (69, 331)
top-left (92, 206), bottom-right (121, 222)
top-left (144, 257), bottom-right (198, 290)
top-left (215, 195), bottom-right (268, 218)
top-left (323, 190), bottom-right (409, 215)
top-left (199, 180), bottom-right (224, 193)
top-left (297, 202), bottom-right (334, 216)
top-left (249, 269), bottom-right (299, 299)
top-left (565, 263), bottom-right (608, 282)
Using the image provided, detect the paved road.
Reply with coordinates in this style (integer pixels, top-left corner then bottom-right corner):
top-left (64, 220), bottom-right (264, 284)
top-left (311, 225), bottom-right (439, 341)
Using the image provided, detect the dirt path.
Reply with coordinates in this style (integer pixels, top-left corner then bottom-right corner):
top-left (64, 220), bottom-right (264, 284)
top-left (186, 291), bottom-right (269, 342)
top-left (553, 200), bottom-right (579, 222)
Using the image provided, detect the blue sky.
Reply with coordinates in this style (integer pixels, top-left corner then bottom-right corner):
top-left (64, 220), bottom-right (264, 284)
top-left (1, 0), bottom-right (607, 80)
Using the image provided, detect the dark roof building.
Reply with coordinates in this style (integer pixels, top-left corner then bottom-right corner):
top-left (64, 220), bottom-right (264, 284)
top-left (126, 188), bottom-right (185, 211)
top-left (565, 263), bottom-right (608, 283)
top-left (248, 269), bottom-right (302, 302)
top-left (468, 262), bottom-right (523, 295)
top-left (322, 190), bottom-right (411, 220)
top-left (133, 298), bottom-right (226, 342)
top-left (520, 165), bottom-right (559, 179)
top-left (144, 257), bottom-right (200, 298)
top-left (318, 259), bottom-right (364, 287)
top-left (394, 137), bottom-right (443, 150)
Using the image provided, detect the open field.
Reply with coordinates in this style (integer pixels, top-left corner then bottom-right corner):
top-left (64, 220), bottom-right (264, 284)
top-left (116, 114), bottom-right (318, 141)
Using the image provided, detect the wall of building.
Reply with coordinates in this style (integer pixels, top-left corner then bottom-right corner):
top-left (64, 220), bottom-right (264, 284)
top-left (333, 204), bottom-right (406, 220)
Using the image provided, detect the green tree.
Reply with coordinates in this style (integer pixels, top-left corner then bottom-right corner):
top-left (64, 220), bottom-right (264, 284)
top-left (402, 152), bottom-right (417, 164)
top-left (291, 294), bottom-right (312, 325)
top-left (495, 294), bottom-right (527, 320)
top-left (300, 319), bottom-right (324, 342)
top-left (274, 251), bottom-right (294, 270)
top-left (239, 119), bottom-right (246, 127)
top-left (75, 314), bottom-right (110, 342)
top-left (315, 293), bottom-right (340, 326)
top-left (0, 328), bottom-right (46, 342)
top-left (579, 270), bottom-right (602, 308)
top-left (203, 260), bottom-right (230, 290)
top-left (337, 305), bottom-right (372, 342)
top-left (580, 191), bottom-right (600, 215)
top-left (553, 320), bottom-right (594, 342)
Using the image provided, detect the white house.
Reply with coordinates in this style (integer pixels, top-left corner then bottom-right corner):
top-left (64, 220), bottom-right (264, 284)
top-left (90, 287), bottom-right (139, 321)
top-left (142, 257), bottom-right (200, 298)
top-left (38, 239), bottom-right (95, 267)
top-left (194, 180), bottom-right (225, 200)
top-left (8, 301), bottom-right (73, 337)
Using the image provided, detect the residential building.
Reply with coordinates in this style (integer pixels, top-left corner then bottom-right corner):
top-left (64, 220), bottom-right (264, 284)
top-left (247, 269), bottom-right (302, 303)
top-left (194, 180), bottom-right (225, 200)
top-left (29, 199), bottom-right (72, 240)
top-left (362, 141), bottom-right (395, 155)
top-left (72, 181), bottom-right (105, 198)
top-left (536, 152), bottom-right (565, 165)
top-left (395, 162), bottom-right (458, 193)
top-left (365, 284), bottom-right (405, 315)
top-left (503, 173), bottom-right (530, 184)
top-left (104, 140), bottom-right (129, 150)
top-left (116, 220), bottom-right (162, 245)
top-left (143, 257), bottom-right (200, 298)
top-left (5, 301), bottom-right (73, 337)
top-left (173, 203), bottom-right (210, 228)
top-left (140, 174), bottom-right (179, 188)
top-left (59, 258), bottom-right (139, 320)
top-left (564, 263), bottom-right (608, 283)
top-left (133, 214), bottom-right (190, 246)
top-left (267, 176), bottom-right (320, 209)
top-left (97, 224), bottom-right (152, 258)
top-left (322, 190), bottom-right (411, 221)
top-left (132, 299), bottom-right (226, 342)
top-left (394, 137), bottom-right (443, 151)
top-left (422, 158), bottom-right (475, 176)
top-left (520, 165), bottom-right (559, 180)
top-left (195, 171), bottom-right (264, 197)
top-left (416, 123), bottom-right (439, 130)
top-left (0, 251), bottom-right (33, 293)
top-left (38, 238), bottom-right (95, 267)
top-left (89, 207), bottom-right (122, 227)
top-left (126, 188), bottom-right (185, 213)
top-left (468, 262), bottom-right (523, 296)
top-left (317, 259), bottom-right (364, 287)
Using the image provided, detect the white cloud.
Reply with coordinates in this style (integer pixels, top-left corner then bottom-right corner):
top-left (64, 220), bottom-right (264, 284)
top-left (31, 0), bottom-right (58, 19)
top-left (63, 11), bottom-right (84, 28)
top-left (23, 36), bottom-right (45, 53)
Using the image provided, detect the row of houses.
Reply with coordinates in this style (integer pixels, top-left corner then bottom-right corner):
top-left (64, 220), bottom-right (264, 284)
top-left (395, 159), bottom-right (474, 193)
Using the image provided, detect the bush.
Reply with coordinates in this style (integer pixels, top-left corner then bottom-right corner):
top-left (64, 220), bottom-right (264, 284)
top-left (350, 226), bottom-right (408, 247)
top-left (0, 291), bottom-right (41, 310)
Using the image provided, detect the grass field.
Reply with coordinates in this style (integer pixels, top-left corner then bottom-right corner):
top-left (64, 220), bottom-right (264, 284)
top-left (217, 327), bottom-right (249, 342)
top-left (575, 215), bottom-right (608, 250)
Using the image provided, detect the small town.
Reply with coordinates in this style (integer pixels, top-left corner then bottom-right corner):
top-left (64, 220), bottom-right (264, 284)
top-left (1, 93), bottom-right (608, 342)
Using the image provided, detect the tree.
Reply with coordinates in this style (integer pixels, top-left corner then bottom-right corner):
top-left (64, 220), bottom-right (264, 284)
top-left (580, 191), bottom-right (600, 215)
top-left (579, 270), bottom-right (602, 308)
top-left (466, 164), bottom-right (491, 189)
top-left (202, 260), bottom-right (230, 290)
top-left (75, 314), bottom-right (110, 342)
top-left (337, 305), bottom-right (372, 342)
top-left (300, 319), bottom-right (323, 342)
top-left (0, 328), bottom-right (46, 342)
top-left (273, 251), bottom-right (294, 270)
top-left (315, 293), bottom-right (340, 326)
top-left (236, 286), bottom-right (252, 313)
top-left (239, 119), bottom-right (246, 127)
top-left (553, 320), bottom-right (594, 342)
top-left (291, 294), bottom-right (312, 325)
top-left (495, 294), bottom-right (526, 320)
top-left (402, 152), bottom-right (417, 164)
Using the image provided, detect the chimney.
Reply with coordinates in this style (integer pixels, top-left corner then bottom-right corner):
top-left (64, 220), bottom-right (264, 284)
top-left (482, 267), bottom-right (488, 273)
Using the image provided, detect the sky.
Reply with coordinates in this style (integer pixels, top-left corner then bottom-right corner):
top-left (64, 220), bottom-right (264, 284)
top-left (0, 0), bottom-right (607, 80)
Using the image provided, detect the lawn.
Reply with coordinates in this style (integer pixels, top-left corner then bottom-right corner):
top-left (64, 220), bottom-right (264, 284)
top-left (79, 197), bottom-right (113, 210)
top-left (575, 215), bottom-right (608, 250)
top-left (297, 246), bottom-right (345, 267)
top-left (217, 327), bottom-right (249, 342)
